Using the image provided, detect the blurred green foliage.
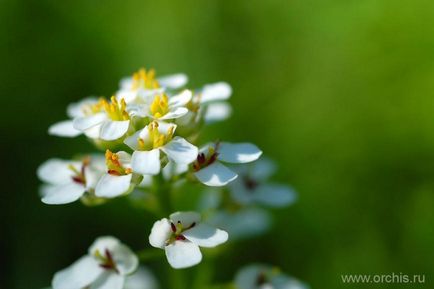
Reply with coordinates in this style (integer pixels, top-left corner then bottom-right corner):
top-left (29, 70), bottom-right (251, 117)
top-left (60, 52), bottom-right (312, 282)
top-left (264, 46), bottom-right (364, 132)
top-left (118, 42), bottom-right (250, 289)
top-left (1, 0), bottom-right (434, 288)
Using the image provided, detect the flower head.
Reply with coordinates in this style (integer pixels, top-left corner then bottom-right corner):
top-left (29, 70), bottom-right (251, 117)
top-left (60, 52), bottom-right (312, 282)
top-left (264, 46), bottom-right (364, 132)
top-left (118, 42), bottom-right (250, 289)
top-left (229, 158), bottom-right (297, 207)
top-left (124, 121), bottom-right (198, 175)
top-left (193, 141), bottom-right (262, 186)
top-left (149, 211), bottom-right (228, 269)
top-left (235, 264), bottom-right (308, 289)
top-left (52, 236), bottom-right (138, 289)
top-left (37, 156), bottom-right (105, 205)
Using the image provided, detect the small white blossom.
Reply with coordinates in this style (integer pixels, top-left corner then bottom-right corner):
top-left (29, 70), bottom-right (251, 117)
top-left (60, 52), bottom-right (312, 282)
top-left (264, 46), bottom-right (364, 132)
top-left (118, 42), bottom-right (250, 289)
top-left (117, 68), bottom-right (187, 104)
top-left (48, 97), bottom-right (99, 138)
top-left (124, 121), bottom-right (197, 175)
top-left (52, 236), bottom-right (138, 289)
top-left (72, 96), bottom-right (131, 141)
top-left (235, 264), bottom-right (308, 289)
top-left (149, 211), bottom-right (228, 269)
top-left (229, 158), bottom-right (297, 207)
top-left (95, 150), bottom-right (134, 198)
top-left (192, 142), bottom-right (262, 186)
top-left (37, 155), bottom-right (105, 205)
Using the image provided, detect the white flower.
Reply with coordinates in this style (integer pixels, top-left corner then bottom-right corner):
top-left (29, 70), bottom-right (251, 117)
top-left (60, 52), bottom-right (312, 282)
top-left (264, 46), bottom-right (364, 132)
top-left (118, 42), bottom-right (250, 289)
top-left (117, 68), bottom-right (188, 104)
top-left (37, 155), bottom-right (105, 205)
top-left (124, 267), bottom-right (159, 289)
top-left (73, 96), bottom-right (131, 141)
top-left (235, 264), bottom-right (308, 289)
top-left (52, 236), bottom-right (138, 289)
top-left (149, 211), bottom-right (228, 269)
top-left (48, 97), bottom-right (99, 138)
top-left (197, 190), bottom-right (271, 240)
top-left (124, 121), bottom-right (198, 175)
top-left (128, 90), bottom-right (192, 121)
top-left (176, 82), bottom-right (232, 127)
top-left (95, 150), bottom-right (134, 198)
top-left (192, 142), bottom-right (262, 186)
top-left (229, 158), bottom-right (297, 207)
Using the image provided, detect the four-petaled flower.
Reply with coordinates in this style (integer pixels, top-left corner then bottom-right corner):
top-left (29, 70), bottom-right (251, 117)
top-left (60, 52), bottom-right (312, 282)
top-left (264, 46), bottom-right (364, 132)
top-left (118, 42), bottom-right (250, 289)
top-left (149, 211), bottom-right (228, 269)
top-left (124, 121), bottom-right (198, 175)
top-left (229, 158), bottom-right (297, 207)
top-left (37, 156), bottom-right (105, 204)
top-left (193, 142), bottom-right (262, 186)
top-left (52, 236), bottom-right (138, 289)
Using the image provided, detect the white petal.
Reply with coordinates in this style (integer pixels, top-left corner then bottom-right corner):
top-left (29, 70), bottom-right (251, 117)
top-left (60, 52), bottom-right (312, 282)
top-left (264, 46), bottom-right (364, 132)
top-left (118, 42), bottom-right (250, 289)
top-left (250, 157), bottom-right (277, 181)
top-left (228, 179), bottom-right (254, 205)
top-left (203, 102), bottom-right (232, 123)
top-left (67, 97), bottom-right (98, 118)
top-left (168, 90), bottom-right (192, 107)
top-left (48, 120), bottom-right (82, 137)
top-left (161, 137), bottom-right (198, 164)
top-left (169, 211), bottom-right (201, 227)
top-left (41, 183), bottom-right (85, 205)
top-left (117, 151), bottom-right (132, 168)
top-left (183, 223), bottom-right (228, 248)
top-left (124, 130), bottom-right (142, 150)
top-left (218, 142), bottom-right (262, 164)
top-left (253, 184), bottom-right (297, 207)
top-left (158, 107), bottom-right (188, 120)
top-left (73, 113), bottom-right (106, 131)
top-left (149, 218), bottom-right (172, 249)
top-left (84, 123), bottom-right (103, 139)
top-left (95, 174), bottom-right (132, 198)
top-left (37, 159), bottom-right (80, 184)
top-left (111, 244), bottom-right (139, 275)
top-left (131, 149), bottom-right (161, 175)
top-left (84, 165), bottom-right (104, 190)
top-left (158, 73), bottom-right (188, 89)
top-left (90, 272), bottom-right (124, 289)
top-left (124, 267), bottom-right (159, 289)
top-left (200, 82), bottom-right (232, 103)
top-left (100, 120), bottom-right (130, 141)
top-left (194, 162), bottom-right (237, 186)
top-left (89, 236), bottom-right (120, 255)
top-left (165, 241), bottom-right (202, 269)
top-left (208, 208), bottom-right (271, 241)
top-left (116, 90), bottom-right (138, 104)
top-left (154, 121), bottom-right (177, 135)
top-left (52, 256), bottom-right (103, 289)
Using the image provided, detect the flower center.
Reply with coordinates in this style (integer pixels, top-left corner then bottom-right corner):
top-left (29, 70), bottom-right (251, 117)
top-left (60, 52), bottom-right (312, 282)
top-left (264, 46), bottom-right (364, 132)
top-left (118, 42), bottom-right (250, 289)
top-left (131, 68), bottom-right (160, 90)
top-left (166, 221), bottom-right (196, 245)
top-left (243, 176), bottom-right (259, 190)
top-left (193, 143), bottom-right (220, 171)
top-left (69, 158), bottom-right (90, 185)
top-left (137, 121), bottom-right (175, 150)
top-left (94, 249), bottom-right (119, 273)
top-left (150, 94), bottom-right (169, 119)
top-left (84, 97), bottom-right (129, 121)
top-left (105, 150), bottom-right (132, 176)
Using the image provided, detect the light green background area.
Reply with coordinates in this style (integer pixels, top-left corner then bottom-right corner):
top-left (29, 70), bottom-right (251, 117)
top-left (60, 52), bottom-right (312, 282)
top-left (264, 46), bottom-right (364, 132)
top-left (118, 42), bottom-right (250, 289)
top-left (1, 0), bottom-right (434, 288)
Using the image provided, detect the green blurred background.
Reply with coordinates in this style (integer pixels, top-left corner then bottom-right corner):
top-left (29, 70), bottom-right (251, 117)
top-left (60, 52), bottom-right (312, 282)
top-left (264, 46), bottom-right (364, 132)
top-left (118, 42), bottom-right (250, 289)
top-left (1, 0), bottom-right (434, 288)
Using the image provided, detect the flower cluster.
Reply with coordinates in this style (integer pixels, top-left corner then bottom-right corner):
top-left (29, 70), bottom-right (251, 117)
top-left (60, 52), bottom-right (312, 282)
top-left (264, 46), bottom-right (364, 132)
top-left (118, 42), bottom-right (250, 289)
top-left (38, 68), bottom-right (306, 289)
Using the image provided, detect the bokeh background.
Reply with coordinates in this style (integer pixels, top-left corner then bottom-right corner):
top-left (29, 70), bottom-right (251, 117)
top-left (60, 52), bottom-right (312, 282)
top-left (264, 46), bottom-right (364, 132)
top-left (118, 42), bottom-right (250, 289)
top-left (1, 0), bottom-right (434, 288)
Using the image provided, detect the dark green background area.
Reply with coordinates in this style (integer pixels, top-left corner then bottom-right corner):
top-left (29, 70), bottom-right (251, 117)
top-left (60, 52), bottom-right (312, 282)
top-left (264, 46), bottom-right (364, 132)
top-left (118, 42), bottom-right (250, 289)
top-left (1, 0), bottom-right (434, 288)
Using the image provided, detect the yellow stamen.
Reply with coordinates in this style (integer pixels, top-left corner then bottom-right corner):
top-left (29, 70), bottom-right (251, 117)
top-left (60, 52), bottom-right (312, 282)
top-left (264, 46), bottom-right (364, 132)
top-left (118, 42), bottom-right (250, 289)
top-left (131, 68), bottom-right (160, 90)
top-left (141, 121), bottom-right (175, 149)
top-left (105, 149), bottom-right (131, 175)
top-left (150, 94), bottom-right (169, 119)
